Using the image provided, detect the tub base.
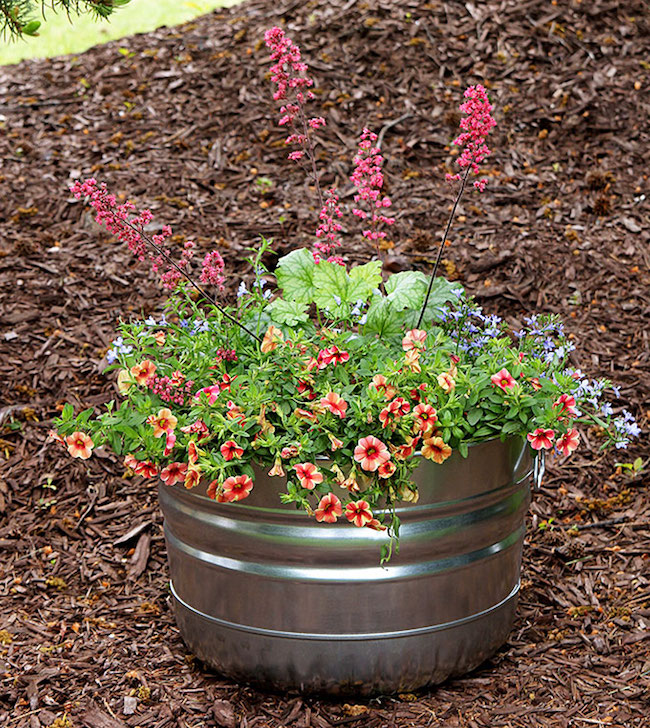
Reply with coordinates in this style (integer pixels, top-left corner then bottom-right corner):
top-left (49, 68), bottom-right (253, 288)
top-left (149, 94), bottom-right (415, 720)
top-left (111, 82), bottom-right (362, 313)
top-left (171, 580), bottom-right (519, 695)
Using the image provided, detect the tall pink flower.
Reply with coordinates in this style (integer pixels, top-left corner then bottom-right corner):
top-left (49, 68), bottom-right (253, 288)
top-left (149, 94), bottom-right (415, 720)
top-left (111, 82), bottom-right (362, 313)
top-left (313, 188), bottom-right (344, 264)
top-left (350, 128), bottom-right (395, 244)
top-left (446, 84), bottom-right (496, 191)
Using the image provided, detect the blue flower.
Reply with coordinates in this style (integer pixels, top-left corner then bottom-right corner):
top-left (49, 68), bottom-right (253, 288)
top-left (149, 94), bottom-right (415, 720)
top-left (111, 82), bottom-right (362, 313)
top-left (263, 289), bottom-right (272, 300)
top-left (106, 349), bottom-right (118, 364)
top-left (601, 402), bottom-right (614, 416)
top-left (237, 281), bottom-right (248, 298)
top-left (611, 385), bottom-right (621, 399)
top-left (358, 314), bottom-right (367, 325)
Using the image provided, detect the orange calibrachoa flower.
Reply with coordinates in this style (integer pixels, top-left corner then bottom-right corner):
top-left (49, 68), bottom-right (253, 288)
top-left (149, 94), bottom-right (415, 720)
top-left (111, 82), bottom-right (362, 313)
top-left (133, 459), bottom-right (158, 478)
top-left (117, 369), bottom-right (135, 394)
top-left (160, 462), bottom-right (188, 485)
top-left (220, 440), bottom-right (244, 461)
top-left (153, 331), bottom-right (166, 346)
top-left (345, 500), bottom-right (374, 527)
top-left (147, 408), bottom-right (177, 438)
top-left (315, 493), bottom-right (342, 523)
top-left (65, 431), bottom-right (94, 459)
top-left (412, 403), bottom-right (438, 433)
top-left (184, 467), bottom-right (201, 489)
top-left (353, 435), bottom-right (390, 472)
top-left (268, 458), bottom-right (286, 477)
top-left (404, 349), bottom-right (422, 373)
top-left (392, 435), bottom-right (420, 461)
top-left (320, 391), bottom-right (348, 418)
top-left (422, 436), bottom-right (452, 464)
top-left (130, 359), bottom-right (156, 386)
top-left (377, 461), bottom-right (396, 479)
top-left (327, 433), bottom-right (344, 450)
top-left (261, 325), bottom-right (284, 353)
top-left (294, 462), bottom-right (323, 490)
top-left (221, 474), bottom-right (254, 502)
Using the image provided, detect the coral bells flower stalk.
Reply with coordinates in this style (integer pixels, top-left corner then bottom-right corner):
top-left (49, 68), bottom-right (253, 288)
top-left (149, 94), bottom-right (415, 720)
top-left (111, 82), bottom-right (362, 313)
top-left (199, 250), bottom-right (226, 290)
top-left (417, 85), bottom-right (496, 329)
top-left (350, 128), bottom-right (395, 256)
top-left (313, 188), bottom-right (344, 264)
top-left (70, 178), bottom-right (261, 342)
top-left (446, 84), bottom-right (496, 192)
top-left (265, 26), bottom-right (325, 209)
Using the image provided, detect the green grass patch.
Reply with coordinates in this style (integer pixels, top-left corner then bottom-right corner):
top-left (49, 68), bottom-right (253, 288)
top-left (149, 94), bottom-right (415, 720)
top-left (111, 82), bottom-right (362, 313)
top-left (0, 0), bottom-right (242, 66)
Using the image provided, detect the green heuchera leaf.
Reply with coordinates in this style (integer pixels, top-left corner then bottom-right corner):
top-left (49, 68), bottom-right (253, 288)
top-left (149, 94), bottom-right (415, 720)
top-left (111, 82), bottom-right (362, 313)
top-left (384, 271), bottom-right (428, 311)
top-left (347, 260), bottom-right (383, 302)
top-left (275, 248), bottom-right (316, 304)
top-left (405, 277), bottom-right (463, 326)
top-left (312, 261), bottom-right (349, 311)
top-left (364, 294), bottom-right (404, 337)
top-left (266, 299), bottom-right (310, 327)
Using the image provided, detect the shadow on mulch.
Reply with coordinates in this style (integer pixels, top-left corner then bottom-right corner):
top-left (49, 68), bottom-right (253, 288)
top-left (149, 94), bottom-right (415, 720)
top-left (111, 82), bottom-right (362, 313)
top-left (0, 0), bottom-right (648, 726)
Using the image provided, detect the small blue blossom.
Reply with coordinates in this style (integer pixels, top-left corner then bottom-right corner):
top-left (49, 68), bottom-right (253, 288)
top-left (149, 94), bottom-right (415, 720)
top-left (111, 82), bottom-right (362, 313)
top-left (106, 349), bottom-right (118, 364)
top-left (611, 385), bottom-right (621, 399)
top-left (263, 289), bottom-right (272, 300)
top-left (237, 281), bottom-right (248, 298)
top-left (333, 295), bottom-right (342, 306)
top-left (601, 402), bottom-right (614, 416)
top-left (358, 314), bottom-right (367, 325)
top-left (192, 320), bottom-right (210, 334)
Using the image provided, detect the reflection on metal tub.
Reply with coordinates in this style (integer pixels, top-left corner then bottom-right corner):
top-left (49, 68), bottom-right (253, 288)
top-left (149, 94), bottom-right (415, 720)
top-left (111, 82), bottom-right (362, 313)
top-left (159, 437), bottom-right (533, 694)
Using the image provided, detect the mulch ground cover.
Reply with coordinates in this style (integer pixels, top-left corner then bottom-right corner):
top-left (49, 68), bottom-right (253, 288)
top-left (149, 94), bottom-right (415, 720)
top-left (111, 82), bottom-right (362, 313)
top-left (0, 0), bottom-right (649, 725)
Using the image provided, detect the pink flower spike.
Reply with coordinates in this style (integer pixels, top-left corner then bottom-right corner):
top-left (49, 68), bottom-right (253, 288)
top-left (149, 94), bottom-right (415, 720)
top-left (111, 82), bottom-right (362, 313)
top-left (199, 251), bottom-right (226, 290)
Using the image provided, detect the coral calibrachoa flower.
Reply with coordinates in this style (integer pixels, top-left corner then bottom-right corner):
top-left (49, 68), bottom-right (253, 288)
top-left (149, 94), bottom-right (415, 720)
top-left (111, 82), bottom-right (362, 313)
top-left (437, 372), bottom-right (455, 393)
top-left (220, 440), bottom-right (244, 461)
top-left (294, 462), bottom-right (323, 490)
top-left (320, 392), bottom-right (348, 418)
top-left (527, 428), bottom-right (555, 450)
top-left (315, 493), bottom-right (343, 523)
top-left (261, 325), bottom-right (284, 353)
top-left (219, 474), bottom-right (254, 502)
top-left (369, 374), bottom-right (397, 400)
top-left (422, 436), bottom-right (452, 464)
top-left (553, 394), bottom-right (578, 417)
top-left (557, 428), bottom-right (580, 457)
top-left (345, 500), bottom-right (374, 528)
top-left (354, 436), bottom-right (391, 472)
top-left (160, 462), bottom-right (188, 486)
top-left (66, 431), bottom-right (94, 459)
top-left (147, 408), bottom-right (177, 438)
top-left (412, 403), bottom-right (438, 434)
top-left (402, 329), bottom-right (427, 352)
top-left (131, 359), bottom-right (156, 386)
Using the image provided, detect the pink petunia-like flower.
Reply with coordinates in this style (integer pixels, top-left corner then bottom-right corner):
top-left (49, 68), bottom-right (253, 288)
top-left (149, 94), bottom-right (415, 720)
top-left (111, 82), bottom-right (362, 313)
top-left (354, 435), bottom-right (390, 472)
top-left (220, 440), bottom-right (244, 461)
top-left (221, 474), bottom-right (254, 502)
top-left (180, 419), bottom-right (210, 440)
top-left (491, 368), bottom-right (516, 392)
top-left (404, 349), bottom-right (422, 373)
top-left (402, 329), bottom-right (427, 352)
top-left (194, 384), bottom-right (221, 405)
top-left (320, 391), bottom-right (348, 418)
top-left (527, 428), bottom-right (555, 450)
top-left (268, 458), bottom-right (286, 477)
top-left (315, 493), bottom-right (343, 523)
top-left (328, 433), bottom-right (344, 450)
top-left (317, 345), bottom-right (349, 369)
top-left (393, 435), bottom-right (420, 461)
top-left (412, 403), bottom-right (438, 433)
top-left (160, 462), bottom-right (188, 486)
top-left (261, 325), bottom-right (284, 353)
top-left (188, 441), bottom-right (200, 465)
top-left (294, 462), bottom-right (323, 490)
top-left (164, 431), bottom-right (177, 456)
top-left (553, 394), bottom-right (578, 417)
top-left (134, 459), bottom-right (158, 479)
top-left (65, 431), bottom-right (94, 460)
top-left (556, 428), bottom-right (580, 457)
top-left (345, 500), bottom-right (374, 528)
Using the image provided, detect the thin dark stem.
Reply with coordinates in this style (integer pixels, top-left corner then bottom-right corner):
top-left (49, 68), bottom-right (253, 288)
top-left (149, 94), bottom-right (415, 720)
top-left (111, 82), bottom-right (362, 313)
top-left (416, 166), bottom-right (471, 329)
top-left (119, 217), bottom-right (263, 343)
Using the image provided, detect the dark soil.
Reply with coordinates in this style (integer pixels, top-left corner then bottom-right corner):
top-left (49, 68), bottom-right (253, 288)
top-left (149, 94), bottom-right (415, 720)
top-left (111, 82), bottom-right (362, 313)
top-left (0, 0), bottom-right (649, 726)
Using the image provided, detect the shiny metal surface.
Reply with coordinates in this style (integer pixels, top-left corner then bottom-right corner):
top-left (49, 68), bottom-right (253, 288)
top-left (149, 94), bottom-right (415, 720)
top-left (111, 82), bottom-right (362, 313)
top-left (159, 437), bottom-right (533, 694)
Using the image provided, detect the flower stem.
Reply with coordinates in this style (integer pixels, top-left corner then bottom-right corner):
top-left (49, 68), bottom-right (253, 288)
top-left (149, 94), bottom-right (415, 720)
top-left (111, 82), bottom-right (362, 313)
top-left (119, 217), bottom-right (262, 343)
top-left (416, 166), bottom-right (471, 329)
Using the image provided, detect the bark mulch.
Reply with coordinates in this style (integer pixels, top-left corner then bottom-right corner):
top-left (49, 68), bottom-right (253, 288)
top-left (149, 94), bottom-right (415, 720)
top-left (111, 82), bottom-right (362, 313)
top-left (0, 0), bottom-right (649, 726)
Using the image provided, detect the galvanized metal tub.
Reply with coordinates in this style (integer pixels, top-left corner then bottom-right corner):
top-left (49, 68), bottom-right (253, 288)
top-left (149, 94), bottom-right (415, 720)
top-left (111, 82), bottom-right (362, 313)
top-left (159, 437), bottom-right (533, 694)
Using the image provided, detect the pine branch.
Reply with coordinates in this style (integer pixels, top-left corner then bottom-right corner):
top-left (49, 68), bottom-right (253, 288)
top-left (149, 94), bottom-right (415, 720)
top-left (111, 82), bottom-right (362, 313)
top-left (0, 0), bottom-right (130, 41)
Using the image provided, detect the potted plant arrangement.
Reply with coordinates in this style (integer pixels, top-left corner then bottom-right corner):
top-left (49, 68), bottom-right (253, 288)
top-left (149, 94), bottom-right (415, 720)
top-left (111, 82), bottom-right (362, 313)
top-left (52, 27), bottom-right (639, 694)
